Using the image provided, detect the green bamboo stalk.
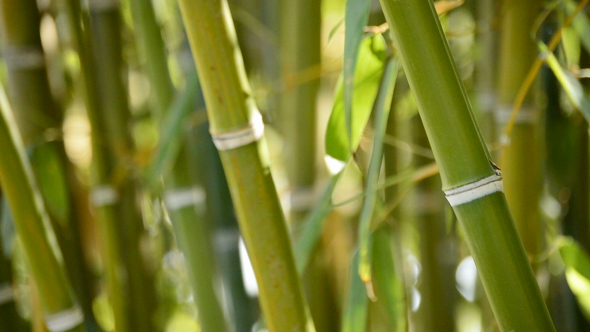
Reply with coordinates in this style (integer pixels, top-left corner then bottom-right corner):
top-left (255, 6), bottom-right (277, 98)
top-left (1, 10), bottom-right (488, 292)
top-left (496, 0), bottom-right (544, 262)
top-left (0, 88), bottom-right (84, 332)
top-left (378, 0), bottom-right (556, 331)
top-left (197, 122), bottom-right (259, 332)
top-left (0, 0), bottom-right (101, 328)
top-left (127, 0), bottom-right (230, 327)
top-left (128, 0), bottom-right (174, 116)
top-left (85, 1), bottom-right (158, 330)
top-left (165, 142), bottom-right (228, 332)
top-left (177, 1), bottom-right (314, 331)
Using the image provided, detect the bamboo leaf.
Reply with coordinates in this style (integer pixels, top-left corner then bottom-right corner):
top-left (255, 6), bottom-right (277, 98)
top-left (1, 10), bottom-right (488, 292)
top-left (558, 236), bottom-right (590, 320)
top-left (358, 57), bottom-right (398, 282)
top-left (344, 0), bottom-right (372, 150)
top-left (326, 34), bottom-right (387, 162)
top-left (540, 42), bottom-right (590, 122)
top-left (566, 0), bottom-right (590, 55)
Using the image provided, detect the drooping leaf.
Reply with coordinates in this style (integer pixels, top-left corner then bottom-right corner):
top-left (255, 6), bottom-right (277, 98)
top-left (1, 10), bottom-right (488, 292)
top-left (558, 236), bottom-right (590, 320)
top-left (326, 34), bottom-right (387, 162)
top-left (539, 42), bottom-right (590, 123)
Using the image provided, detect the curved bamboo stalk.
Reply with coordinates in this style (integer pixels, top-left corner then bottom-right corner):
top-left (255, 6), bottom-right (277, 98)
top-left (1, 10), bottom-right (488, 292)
top-left (0, 88), bottom-right (84, 332)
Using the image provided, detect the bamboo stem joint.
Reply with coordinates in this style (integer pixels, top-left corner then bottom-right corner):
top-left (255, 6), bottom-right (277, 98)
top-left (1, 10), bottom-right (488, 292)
top-left (44, 306), bottom-right (84, 332)
top-left (164, 187), bottom-right (206, 211)
top-left (444, 171), bottom-right (503, 206)
top-left (211, 111), bottom-right (264, 151)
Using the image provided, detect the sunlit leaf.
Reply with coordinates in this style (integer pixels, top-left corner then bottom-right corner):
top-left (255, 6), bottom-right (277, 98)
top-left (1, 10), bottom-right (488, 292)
top-left (343, 0), bottom-right (373, 151)
top-left (326, 34), bottom-right (387, 162)
top-left (558, 236), bottom-right (590, 320)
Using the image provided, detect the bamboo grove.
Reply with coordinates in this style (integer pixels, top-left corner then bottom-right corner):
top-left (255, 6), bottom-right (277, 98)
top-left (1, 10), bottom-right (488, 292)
top-left (0, 0), bottom-right (588, 331)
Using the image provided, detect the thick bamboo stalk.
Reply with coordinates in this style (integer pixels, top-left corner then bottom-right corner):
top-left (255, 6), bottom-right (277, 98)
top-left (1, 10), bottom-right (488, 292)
top-left (0, 89), bottom-right (84, 332)
top-left (177, 1), bottom-right (314, 331)
top-left (378, 0), bottom-right (556, 331)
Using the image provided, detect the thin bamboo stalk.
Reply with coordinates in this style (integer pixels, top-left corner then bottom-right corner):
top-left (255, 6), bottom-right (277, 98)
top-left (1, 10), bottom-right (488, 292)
top-left (127, 0), bottom-right (230, 327)
top-left (0, 0), bottom-right (101, 327)
top-left (496, 0), bottom-right (543, 262)
top-left (85, 1), bottom-right (157, 330)
top-left (0, 88), bottom-right (84, 332)
top-left (378, 0), bottom-right (556, 331)
top-left (177, 1), bottom-right (314, 330)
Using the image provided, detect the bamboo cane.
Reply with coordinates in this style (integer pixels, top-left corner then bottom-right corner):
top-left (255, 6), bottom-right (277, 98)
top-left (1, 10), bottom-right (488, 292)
top-left (496, 0), bottom-right (544, 262)
top-left (85, 1), bottom-right (158, 330)
top-left (0, 88), bottom-right (85, 332)
top-left (378, 0), bottom-right (556, 330)
top-left (176, 0), bottom-right (314, 330)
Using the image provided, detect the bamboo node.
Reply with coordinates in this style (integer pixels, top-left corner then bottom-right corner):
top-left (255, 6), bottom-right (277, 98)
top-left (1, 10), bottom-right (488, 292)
top-left (444, 174), bottom-right (503, 206)
top-left (44, 306), bottom-right (84, 332)
top-left (211, 111), bottom-right (264, 151)
top-left (164, 187), bottom-right (205, 211)
top-left (495, 105), bottom-right (537, 125)
top-left (285, 187), bottom-right (316, 212)
top-left (90, 185), bottom-right (118, 207)
top-left (2, 45), bottom-right (45, 69)
top-left (88, 0), bottom-right (119, 11)
top-left (0, 283), bottom-right (14, 305)
top-left (214, 228), bottom-right (240, 252)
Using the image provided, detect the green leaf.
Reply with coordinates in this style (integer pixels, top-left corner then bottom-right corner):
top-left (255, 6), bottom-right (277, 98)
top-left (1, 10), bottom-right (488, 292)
top-left (326, 34), bottom-right (387, 162)
top-left (558, 236), bottom-right (590, 320)
top-left (344, 0), bottom-right (373, 149)
top-left (566, 0), bottom-right (590, 55)
top-left (539, 42), bottom-right (590, 123)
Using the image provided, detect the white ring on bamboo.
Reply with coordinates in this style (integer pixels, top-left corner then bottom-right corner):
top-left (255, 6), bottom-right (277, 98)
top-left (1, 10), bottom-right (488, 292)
top-left (444, 174), bottom-right (503, 207)
top-left (44, 306), bottom-right (84, 332)
top-left (90, 185), bottom-right (118, 207)
top-left (164, 187), bottom-right (205, 211)
top-left (214, 228), bottom-right (240, 252)
top-left (495, 105), bottom-right (537, 125)
top-left (211, 111), bottom-right (264, 151)
top-left (288, 187), bottom-right (316, 212)
top-left (88, 0), bottom-right (119, 11)
top-left (2, 46), bottom-right (45, 69)
top-left (0, 283), bottom-right (14, 305)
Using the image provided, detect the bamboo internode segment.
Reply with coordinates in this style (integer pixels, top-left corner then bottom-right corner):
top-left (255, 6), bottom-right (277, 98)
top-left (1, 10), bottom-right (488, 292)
top-left (44, 307), bottom-right (84, 332)
top-left (211, 110), bottom-right (265, 151)
top-left (444, 173), bottom-right (503, 206)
